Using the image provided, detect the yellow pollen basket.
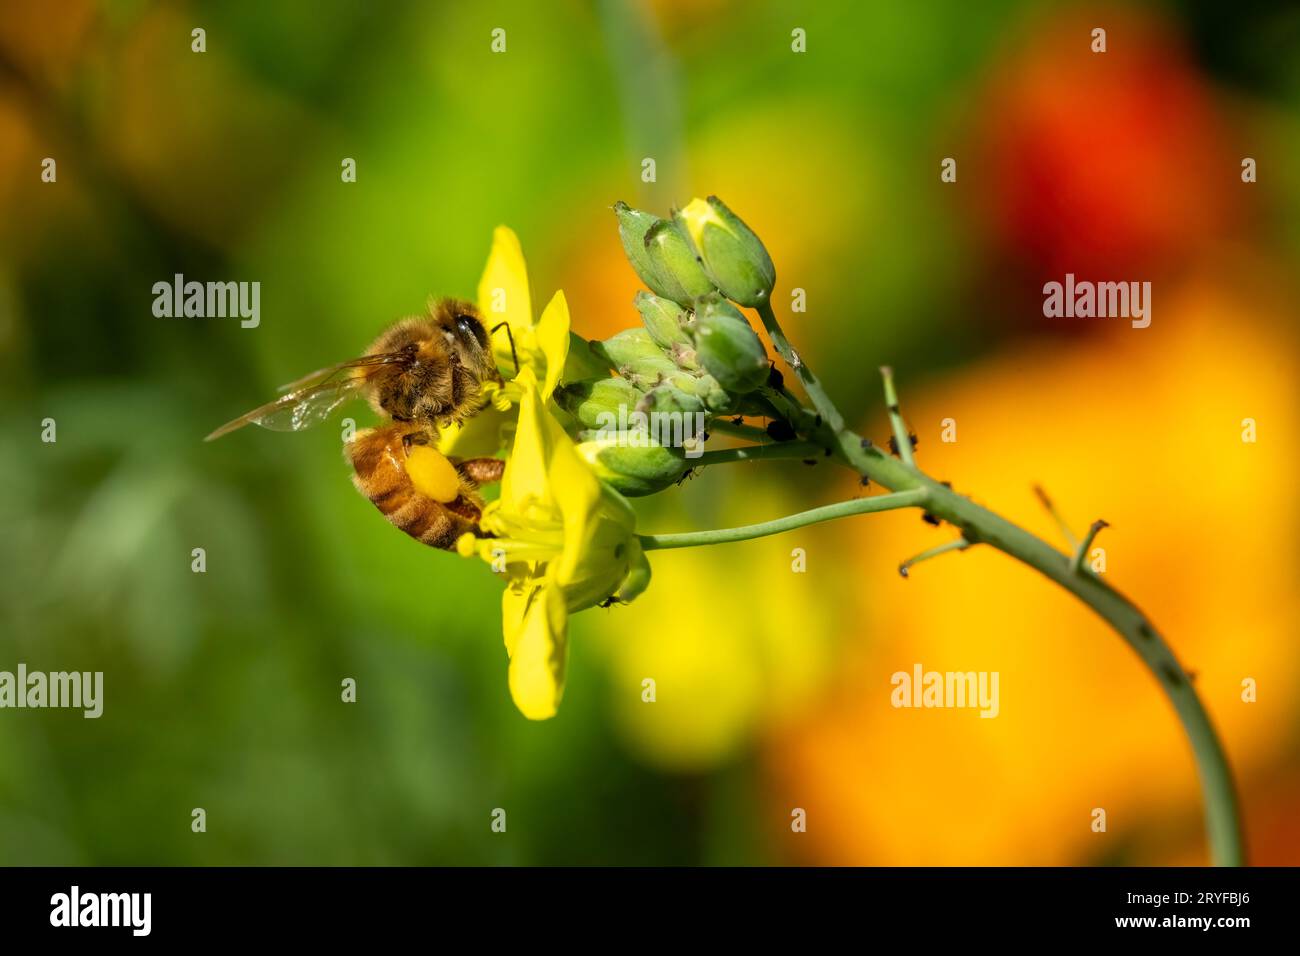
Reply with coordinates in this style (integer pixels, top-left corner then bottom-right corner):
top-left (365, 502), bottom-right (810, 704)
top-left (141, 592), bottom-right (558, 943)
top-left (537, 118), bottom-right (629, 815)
top-left (404, 445), bottom-right (461, 503)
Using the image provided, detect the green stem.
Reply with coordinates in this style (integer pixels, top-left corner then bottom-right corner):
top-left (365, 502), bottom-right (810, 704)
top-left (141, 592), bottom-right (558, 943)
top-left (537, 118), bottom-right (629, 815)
top-left (899, 535), bottom-right (970, 577)
top-left (756, 301), bottom-right (846, 433)
top-left (752, 301), bottom-right (1245, 867)
top-left (696, 440), bottom-right (822, 467)
top-left (1072, 519), bottom-right (1110, 576)
top-left (707, 418), bottom-right (773, 443)
top-left (880, 365), bottom-right (917, 467)
top-left (639, 489), bottom-right (928, 550)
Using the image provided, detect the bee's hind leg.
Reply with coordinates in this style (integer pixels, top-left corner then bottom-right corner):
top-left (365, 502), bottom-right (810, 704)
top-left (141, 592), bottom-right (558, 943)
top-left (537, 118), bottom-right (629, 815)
top-left (456, 457), bottom-right (505, 487)
top-left (448, 457), bottom-right (506, 521)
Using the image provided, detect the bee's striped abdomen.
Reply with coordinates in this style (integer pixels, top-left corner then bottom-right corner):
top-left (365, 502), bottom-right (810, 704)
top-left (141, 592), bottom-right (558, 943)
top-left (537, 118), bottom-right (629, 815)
top-left (347, 425), bottom-right (481, 550)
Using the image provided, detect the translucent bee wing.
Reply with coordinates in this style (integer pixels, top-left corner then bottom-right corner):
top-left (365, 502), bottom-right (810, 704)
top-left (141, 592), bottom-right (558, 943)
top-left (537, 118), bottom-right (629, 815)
top-left (204, 349), bottom-right (413, 442)
top-left (203, 376), bottom-right (365, 441)
top-left (274, 349), bottom-right (414, 393)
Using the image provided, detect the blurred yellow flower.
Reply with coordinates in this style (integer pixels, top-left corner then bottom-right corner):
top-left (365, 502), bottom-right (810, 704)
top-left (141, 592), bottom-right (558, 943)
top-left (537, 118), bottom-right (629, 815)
top-left (590, 483), bottom-right (835, 770)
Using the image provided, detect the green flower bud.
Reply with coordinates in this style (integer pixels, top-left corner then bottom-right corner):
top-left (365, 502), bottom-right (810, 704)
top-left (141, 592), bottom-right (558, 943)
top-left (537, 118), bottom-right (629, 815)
top-left (614, 202), bottom-right (717, 305)
top-left (699, 380), bottom-right (737, 414)
top-left (563, 332), bottom-right (614, 379)
top-left (666, 341), bottom-right (701, 373)
top-left (577, 436), bottom-right (689, 497)
top-left (659, 368), bottom-right (701, 395)
top-left (636, 383), bottom-right (705, 419)
top-left (614, 539), bottom-right (652, 603)
top-left (593, 328), bottom-right (672, 371)
top-left (676, 196), bottom-right (775, 307)
top-left (613, 202), bottom-right (667, 294)
top-left (553, 376), bottom-right (644, 430)
top-left (634, 291), bottom-right (692, 350)
top-left (592, 328), bottom-right (679, 391)
top-left (657, 363), bottom-right (733, 413)
top-left (642, 219), bottom-right (716, 304)
top-left (693, 296), bottom-right (770, 394)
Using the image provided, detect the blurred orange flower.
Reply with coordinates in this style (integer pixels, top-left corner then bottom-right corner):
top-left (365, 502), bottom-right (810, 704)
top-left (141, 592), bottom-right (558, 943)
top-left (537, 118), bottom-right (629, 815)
top-left (765, 276), bottom-right (1300, 865)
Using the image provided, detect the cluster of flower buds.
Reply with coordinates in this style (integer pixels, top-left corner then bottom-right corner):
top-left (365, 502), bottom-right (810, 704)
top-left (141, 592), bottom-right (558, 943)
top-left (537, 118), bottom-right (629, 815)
top-left (555, 196), bottom-right (777, 496)
top-left (554, 337), bottom-right (698, 497)
top-left (616, 196), bottom-right (776, 309)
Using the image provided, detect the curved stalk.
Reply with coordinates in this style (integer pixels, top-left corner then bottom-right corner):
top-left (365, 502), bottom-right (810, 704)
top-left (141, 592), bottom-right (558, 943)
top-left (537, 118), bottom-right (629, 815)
top-left (750, 300), bottom-right (1244, 866)
top-left (640, 489), bottom-right (928, 550)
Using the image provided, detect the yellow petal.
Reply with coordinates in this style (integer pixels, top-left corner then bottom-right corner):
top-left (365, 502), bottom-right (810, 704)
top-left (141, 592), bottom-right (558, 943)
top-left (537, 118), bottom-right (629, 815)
top-left (677, 197), bottom-right (718, 251)
top-left (497, 367), bottom-right (555, 511)
top-left (503, 582), bottom-right (568, 720)
top-left (476, 226), bottom-right (533, 378)
top-left (552, 435), bottom-right (640, 611)
top-left (551, 436), bottom-right (608, 585)
top-left (533, 290), bottom-right (572, 401)
top-left (501, 583), bottom-right (532, 657)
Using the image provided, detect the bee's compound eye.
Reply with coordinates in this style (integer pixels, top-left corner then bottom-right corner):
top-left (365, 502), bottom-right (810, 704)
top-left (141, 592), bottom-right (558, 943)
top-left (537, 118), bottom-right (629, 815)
top-left (456, 314), bottom-right (489, 348)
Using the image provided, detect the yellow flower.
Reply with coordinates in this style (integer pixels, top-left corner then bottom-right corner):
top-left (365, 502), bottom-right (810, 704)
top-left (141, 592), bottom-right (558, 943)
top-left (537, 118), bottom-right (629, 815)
top-left (460, 366), bottom-right (651, 719)
top-left (441, 225), bottom-right (649, 719)
top-left (438, 226), bottom-right (571, 460)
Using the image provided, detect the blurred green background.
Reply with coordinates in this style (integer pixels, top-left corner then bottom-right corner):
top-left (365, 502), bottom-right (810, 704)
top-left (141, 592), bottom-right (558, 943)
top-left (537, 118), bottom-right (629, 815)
top-left (2, 0), bottom-right (1298, 865)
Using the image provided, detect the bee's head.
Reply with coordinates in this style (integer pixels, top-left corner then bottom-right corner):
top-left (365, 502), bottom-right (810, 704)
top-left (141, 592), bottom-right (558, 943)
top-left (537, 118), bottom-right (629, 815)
top-left (431, 299), bottom-right (499, 382)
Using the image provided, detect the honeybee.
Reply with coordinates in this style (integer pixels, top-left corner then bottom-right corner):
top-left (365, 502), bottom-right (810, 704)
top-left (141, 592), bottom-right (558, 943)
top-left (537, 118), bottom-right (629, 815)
top-left (206, 298), bottom-right (516, 550)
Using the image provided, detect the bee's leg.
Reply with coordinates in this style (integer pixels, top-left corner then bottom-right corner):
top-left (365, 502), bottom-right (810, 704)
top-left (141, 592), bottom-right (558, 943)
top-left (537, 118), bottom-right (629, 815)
top-left (456, 457), bottom-right (506, 486)
top-left (449, 457), bottom-right (505, 515)
top-left (400, 425), bottom-right (439, 449)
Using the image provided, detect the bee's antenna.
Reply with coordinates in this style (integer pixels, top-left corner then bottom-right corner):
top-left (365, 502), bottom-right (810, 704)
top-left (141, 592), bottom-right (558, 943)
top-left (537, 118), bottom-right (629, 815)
top-left (490, 322), bottom-right (520, 375)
